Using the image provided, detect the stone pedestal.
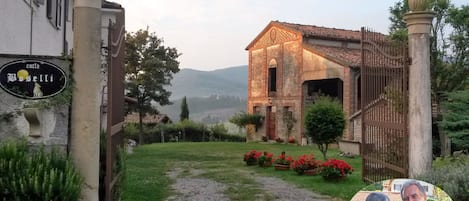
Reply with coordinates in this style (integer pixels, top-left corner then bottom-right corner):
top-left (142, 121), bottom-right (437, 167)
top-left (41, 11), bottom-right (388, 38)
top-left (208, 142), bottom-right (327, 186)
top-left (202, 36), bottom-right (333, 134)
top-left (404, 11), bottom-right (435, 178)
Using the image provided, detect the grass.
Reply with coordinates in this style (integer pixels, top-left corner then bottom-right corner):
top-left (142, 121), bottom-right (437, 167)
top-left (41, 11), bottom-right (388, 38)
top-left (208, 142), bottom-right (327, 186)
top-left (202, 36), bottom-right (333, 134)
top-left (122, 142), bottom-right (367, 201)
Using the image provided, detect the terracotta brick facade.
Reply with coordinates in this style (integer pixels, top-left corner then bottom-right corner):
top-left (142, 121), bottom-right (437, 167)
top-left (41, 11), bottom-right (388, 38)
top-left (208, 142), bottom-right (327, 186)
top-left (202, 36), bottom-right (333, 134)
top-left (246, 21), bottom-right (362, 146)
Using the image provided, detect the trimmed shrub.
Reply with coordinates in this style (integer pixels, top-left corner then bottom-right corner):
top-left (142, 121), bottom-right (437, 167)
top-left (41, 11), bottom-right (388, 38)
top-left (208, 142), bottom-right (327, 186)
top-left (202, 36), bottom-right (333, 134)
top-left (0, 139), bottom-right (82, 201)
top-left (304, 96), bottom-right (345, 160)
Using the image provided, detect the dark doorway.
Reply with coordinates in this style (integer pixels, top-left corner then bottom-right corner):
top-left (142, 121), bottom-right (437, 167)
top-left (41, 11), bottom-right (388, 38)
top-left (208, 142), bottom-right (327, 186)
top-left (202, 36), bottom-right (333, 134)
top-left (304, 78), bottom-right (343, 104)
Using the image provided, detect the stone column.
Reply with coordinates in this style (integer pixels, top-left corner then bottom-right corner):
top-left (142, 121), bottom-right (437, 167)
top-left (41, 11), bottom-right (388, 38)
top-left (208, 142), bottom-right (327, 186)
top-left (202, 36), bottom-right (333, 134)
top-left (71, 0), bottom-right (101, 200)
top-left (404, 9), bottom-right (435, 178)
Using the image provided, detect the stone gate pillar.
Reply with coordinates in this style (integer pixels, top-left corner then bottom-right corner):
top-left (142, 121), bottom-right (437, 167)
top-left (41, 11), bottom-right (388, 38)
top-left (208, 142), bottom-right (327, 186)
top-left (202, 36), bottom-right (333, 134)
top-left (404, 1), bottom-right (435, 178)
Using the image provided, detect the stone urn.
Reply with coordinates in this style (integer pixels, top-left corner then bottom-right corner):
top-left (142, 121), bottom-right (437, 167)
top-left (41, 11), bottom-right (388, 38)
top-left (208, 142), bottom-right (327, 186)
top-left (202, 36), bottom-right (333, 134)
top-left (408, 0), bottom-right (429, 11)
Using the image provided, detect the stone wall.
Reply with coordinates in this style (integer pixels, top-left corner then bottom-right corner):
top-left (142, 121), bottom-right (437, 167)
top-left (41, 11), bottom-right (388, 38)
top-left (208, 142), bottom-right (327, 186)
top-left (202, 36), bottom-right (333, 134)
top-left (0, 56), bottom-right (70, 150)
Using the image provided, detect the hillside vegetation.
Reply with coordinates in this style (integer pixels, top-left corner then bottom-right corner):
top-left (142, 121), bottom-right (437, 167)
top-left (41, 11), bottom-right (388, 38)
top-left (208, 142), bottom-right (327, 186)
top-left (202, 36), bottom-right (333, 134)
top-left (159, 65), bottom-right (248, 123)
top-left (166, 65), bottom-right (247, 100)
top-left (159, 95), bottom-right (246, 123)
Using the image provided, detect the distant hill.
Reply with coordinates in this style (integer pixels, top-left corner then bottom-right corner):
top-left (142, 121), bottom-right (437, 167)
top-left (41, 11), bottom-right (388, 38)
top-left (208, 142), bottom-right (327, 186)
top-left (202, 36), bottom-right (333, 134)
top-left (166, 65), bottom-right (248, 100)
top-left (159, 95), bottom-right (246, 123)
top-left (159, 65), bottom-right (248, 124)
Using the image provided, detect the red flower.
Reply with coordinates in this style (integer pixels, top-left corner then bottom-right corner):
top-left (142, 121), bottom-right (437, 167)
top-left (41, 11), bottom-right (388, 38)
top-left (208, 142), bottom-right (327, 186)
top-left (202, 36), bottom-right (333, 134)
top-left (319, 158), bottom-right (353, 177)
top-left (243, 150), bottom-right (262, 163)
top-left (292, 154), bottom-right (322, 174)
top-left (274, 151), bottom-right (293, 165)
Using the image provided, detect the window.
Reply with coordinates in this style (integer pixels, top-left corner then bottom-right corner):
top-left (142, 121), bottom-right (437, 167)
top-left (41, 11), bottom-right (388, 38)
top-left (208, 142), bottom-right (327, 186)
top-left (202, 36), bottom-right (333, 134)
top-left (356, 75), bottom-right (361, 111)
top-left (34, 0), bottom-right (45, 5)
top-left (46, 0), bottom-right (62, 29)
top-left (268, 59), bottom-right (277, 94)
top-left (268, 68), bottom-right (277, 92)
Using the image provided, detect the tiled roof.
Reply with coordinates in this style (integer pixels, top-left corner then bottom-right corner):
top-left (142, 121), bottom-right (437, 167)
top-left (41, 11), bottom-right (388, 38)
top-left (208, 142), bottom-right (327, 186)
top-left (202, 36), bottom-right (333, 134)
top-left (125, 112), bottom-right (172, 124)
top-left (304, 44), bottom-right (362, 67)
top-left (102, 1), bottom-right (123, 9)
top-left (275, 21), bottom-right (361, 42)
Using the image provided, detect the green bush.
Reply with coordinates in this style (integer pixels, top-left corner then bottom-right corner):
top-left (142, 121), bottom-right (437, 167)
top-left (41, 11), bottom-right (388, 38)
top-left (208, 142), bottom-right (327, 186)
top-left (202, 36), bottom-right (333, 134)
top-left (417, 162), bottom-right (469, 200)
top-left (0, 139), bottom-right (82, 201)
top-left (124, 122), bottom-right (245, 144)
top-left (304, 96), bottom-right (345, 160)
top-left (229, 112), bottom-right (263, 130)
top-left (123, 123), bottom-right (139, 141)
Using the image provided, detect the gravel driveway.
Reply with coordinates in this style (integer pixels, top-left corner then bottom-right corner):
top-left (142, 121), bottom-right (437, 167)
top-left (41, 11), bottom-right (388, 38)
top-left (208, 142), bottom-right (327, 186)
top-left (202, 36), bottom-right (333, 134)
top-left (165, 167), bottom-right (334, 201)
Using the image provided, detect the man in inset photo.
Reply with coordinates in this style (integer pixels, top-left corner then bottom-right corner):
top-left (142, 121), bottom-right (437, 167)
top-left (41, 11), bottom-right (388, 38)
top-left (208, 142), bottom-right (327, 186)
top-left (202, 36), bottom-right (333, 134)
top-left (400, 180), bottom-right (427, 201)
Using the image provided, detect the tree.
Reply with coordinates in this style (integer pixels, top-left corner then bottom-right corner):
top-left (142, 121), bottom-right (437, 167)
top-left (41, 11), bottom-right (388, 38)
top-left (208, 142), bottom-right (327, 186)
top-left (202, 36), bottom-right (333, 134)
top-left (125, 29), bottom-right (181, 144)
top-left (304, 96), bottom-right (345, 160)
top-left (388, 0), bottom-right (469, 156)
top-left (439, 90), bottom-right (469, 152)
top-left (229, 112), bottom-right (263, 131)
top-left (180, 96), bottom-right (189, 121)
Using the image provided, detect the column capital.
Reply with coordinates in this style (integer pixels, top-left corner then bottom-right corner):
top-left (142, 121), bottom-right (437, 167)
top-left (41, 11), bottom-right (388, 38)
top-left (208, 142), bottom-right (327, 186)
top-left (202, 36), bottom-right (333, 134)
top-left (404, 11), bottom-right (435, 34)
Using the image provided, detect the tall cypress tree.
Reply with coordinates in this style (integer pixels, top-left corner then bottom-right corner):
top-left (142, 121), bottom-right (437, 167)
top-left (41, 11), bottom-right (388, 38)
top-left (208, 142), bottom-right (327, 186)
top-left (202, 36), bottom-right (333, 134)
top-left (180, 96), bottom-right (189, 121)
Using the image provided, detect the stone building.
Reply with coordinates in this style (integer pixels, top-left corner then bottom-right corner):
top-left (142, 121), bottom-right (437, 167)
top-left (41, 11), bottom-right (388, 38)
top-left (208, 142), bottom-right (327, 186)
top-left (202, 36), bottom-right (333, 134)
top-left (246, 21), bottom-right (363, 153)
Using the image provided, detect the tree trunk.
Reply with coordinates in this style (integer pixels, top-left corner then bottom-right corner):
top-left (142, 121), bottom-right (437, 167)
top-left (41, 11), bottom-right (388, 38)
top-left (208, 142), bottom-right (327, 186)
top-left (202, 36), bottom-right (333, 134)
top-left (439, 126), bottom-right (451, 157)
top-left (139, 109), bottom-right (143, 145)
top-left (436, 98), bottom-right (451, 157)
top-left (318, 143), bottom-right (328, 160)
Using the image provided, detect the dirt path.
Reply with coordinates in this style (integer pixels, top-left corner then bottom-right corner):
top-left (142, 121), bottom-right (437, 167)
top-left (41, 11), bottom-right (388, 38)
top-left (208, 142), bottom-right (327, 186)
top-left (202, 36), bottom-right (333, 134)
top-left (165, 167), bottom-right (334, 201)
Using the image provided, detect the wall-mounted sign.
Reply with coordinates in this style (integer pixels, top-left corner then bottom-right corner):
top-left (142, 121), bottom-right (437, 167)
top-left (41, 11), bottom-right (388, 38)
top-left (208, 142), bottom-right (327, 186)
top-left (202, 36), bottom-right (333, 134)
top-left (0, 59), bottom-right (67, 99)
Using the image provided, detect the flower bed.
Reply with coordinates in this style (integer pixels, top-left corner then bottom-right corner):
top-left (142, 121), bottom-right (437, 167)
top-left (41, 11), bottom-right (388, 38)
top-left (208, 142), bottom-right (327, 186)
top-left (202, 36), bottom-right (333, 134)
top-left (291, 154), bottom-right (321, 175)
top-left (258, 152), bottom-right (274, 167)
top-left (274, 151), bottom-right (293, 170)
top-left (243, 150), bottom-right (262, 166)
top-left (319, 158), bottom-right (353, 181)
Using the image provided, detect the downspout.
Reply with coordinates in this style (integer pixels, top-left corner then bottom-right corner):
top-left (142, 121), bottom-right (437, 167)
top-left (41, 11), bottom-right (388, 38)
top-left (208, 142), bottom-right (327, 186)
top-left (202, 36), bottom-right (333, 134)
top-left (29, 0), bottom-right (33, 55)
top-left (63, 0), bottom-right (68, 55)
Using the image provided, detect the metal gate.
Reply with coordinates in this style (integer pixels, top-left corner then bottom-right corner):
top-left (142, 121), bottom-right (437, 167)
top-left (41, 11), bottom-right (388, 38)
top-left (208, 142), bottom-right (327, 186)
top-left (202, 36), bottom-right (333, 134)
top-left (361, 28), bottom-right (409, 183)
top-left (105, 11), bottom-right (125, 201)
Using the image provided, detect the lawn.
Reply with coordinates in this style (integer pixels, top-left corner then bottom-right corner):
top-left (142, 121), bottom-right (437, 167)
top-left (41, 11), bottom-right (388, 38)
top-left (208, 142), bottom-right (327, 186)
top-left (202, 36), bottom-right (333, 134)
top-left (122, 142), bottom-right (367, 201)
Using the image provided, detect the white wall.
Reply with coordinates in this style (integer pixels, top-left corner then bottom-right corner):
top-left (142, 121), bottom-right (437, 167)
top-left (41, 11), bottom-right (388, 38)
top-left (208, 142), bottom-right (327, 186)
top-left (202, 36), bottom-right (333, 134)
top-left (0, 0), bottom-right (73, 56)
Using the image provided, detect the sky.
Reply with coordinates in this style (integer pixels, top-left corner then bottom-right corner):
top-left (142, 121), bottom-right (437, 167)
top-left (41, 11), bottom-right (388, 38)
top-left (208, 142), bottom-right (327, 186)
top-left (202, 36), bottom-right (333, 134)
top-left (112, 0), bottom-right (466, 71)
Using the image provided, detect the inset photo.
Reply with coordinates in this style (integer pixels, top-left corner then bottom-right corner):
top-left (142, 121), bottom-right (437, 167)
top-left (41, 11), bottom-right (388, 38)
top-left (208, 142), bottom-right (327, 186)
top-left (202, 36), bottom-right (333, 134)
top-left (350, 178), bottom-right (452, 201)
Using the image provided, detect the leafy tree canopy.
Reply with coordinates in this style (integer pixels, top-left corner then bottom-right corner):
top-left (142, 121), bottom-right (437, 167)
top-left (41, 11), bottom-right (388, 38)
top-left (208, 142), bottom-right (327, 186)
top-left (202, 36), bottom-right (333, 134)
top-left (389, 0), bottom-right (469, 94)
top-left (229, 112), bottom-right (263, 129)
top-left (124, 29), bottom-right (181, 144)
top-left (125, 29), bottom-right (181, 115)
top-left (389, 0), bottom-right (468, 156)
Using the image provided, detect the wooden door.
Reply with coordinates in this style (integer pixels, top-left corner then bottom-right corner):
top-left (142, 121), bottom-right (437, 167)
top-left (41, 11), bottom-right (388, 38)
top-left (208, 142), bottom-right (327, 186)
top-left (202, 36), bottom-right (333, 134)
top-left (267, 106), bottom-right (276, 140)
